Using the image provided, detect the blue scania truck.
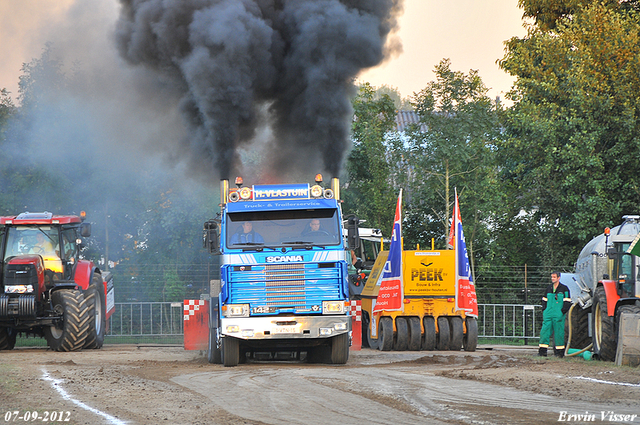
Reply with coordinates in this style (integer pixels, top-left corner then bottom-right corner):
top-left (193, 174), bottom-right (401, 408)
top-left (203, 175), bottom-right (354, 366)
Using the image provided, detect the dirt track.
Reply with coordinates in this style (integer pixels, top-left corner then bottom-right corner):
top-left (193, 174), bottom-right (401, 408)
top-left (1, 345), bottom-right (640, 425)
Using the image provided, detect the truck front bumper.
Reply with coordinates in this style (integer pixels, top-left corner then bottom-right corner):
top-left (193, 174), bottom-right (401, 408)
top-left (220, 315), bottom-right (351, 340)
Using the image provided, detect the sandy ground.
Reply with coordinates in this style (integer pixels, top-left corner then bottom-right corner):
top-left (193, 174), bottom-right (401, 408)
top-left (1, 344), bottom-right (639, 425)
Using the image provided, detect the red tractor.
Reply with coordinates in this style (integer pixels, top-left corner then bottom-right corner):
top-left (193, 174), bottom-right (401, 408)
top-left (0, 212), bottom-right (114, 351)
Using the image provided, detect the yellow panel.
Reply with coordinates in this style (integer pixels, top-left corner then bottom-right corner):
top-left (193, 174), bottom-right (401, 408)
top-left (403, 250), bottom-right (455, 297)
top-left (360, 251), bottom-right (388, 297)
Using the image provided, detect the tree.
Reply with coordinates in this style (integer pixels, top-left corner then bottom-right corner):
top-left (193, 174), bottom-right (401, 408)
top-left (499, 3), bottom-right (640, 264)
top-left (403, 59), bottom-right (501, 271)
top-left (343, 83), bottom-right (398, 231)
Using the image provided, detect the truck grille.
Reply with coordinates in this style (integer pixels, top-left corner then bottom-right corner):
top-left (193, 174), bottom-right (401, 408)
top-left (227, 262), bottom-right (343, 311)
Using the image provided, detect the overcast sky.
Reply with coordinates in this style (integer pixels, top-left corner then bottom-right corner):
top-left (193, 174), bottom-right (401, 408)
top-left (0, 0), bottom-right (527, 102)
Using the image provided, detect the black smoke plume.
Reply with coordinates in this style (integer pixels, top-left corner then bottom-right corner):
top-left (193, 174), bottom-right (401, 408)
top-left (115, 0), bottom-right (403, 180)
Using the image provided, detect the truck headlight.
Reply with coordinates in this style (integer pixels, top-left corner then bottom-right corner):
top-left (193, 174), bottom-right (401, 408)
top-left (5, 285), bottom-right (34, 294)
top-left (322, 301), bottom-right (345, 315)
top-left (222, 304), bottom-right (250, 317)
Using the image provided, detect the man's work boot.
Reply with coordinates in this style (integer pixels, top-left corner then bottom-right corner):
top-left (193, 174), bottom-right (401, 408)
top-left (538, 347), bottom-right (547, 357)
top-left (554, 348), bottom-right (564, 358)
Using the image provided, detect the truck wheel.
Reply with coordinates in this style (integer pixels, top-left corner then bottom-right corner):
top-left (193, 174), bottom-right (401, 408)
top-left (422, 316), bottom-right (436, 351)
top-left (378, 316), bottom-right (394, 351)
top-left (394, 317), bottom-right (409, 351)
top-left (207, 326), bottom-right (222, 364)
top-left (331, 333), bottom-right (349, 364)
top-left (222, 337), bottom-right (240, 367)
top-left (449, 317), bottom-right (464, 351)
top-left (83, 276), bottom-right (106, 349)
top-left (44, 290), bottom-right (90, 352)
top-left (436, 317), bottom-right (450, 351)
top-left (463, 317), bottom-right (478, 352)
top-left (565, 304), bottom-right (590, 350)
top-left (407, 317), bottom-right (422, 351)
top-left (592, 286), bottom-right (616, 361)
top-left (0, 327), bottom-right (17, 350)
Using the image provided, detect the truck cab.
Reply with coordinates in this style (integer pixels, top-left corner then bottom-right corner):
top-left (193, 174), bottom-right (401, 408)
top-left (204, 176), bottom-right (352, 366)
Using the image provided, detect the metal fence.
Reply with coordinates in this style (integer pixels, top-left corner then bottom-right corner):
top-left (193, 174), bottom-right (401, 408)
top-left (14, 301), bottom-right (543, 347)
top-left (103, 301), bottom-right (544, 343)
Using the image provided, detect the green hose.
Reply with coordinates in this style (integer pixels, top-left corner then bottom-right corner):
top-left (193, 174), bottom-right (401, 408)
top-left (564, 302), bottom-right (593, 359)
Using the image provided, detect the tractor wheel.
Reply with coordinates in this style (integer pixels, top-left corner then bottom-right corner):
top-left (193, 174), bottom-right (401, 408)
top-left (394, 317), bottom-right (409, 351)
top-left (83, 276), bottom-right (106, 349)
top-left (422, 316), bottom-right (436, 351)
top-left (436, 317), bottom-right (450, 351)
top-left (222, 336), bottom-right (240, 367)
top-left (463, 317), bottom-right (478, 352)
top-left (565, 304), bottom-right (590, 350)
top-left (0, 327), bottom-right (17, 350)
top-left (331, 333), bottom-right (349, 364)
top-left (449, 317), bottom-right (464, 351)
top-left (378, 316), bottom-right (394, 351)
top-left (44, 290), bottom-right (90, 352)
top-left (592, 286), bottom-right (617, 361)
top-left (407, 317), bottom-right (422, 351)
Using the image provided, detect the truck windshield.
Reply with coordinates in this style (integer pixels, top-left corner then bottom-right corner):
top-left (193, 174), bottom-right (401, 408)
top-left (3, 226), bottom-right (60, 260)
top-left (226, 209), bottom-right (341, 249)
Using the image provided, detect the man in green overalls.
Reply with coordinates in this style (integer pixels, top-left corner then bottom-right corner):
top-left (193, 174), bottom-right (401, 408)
top-left (538, 271), bottom-right (572, 357)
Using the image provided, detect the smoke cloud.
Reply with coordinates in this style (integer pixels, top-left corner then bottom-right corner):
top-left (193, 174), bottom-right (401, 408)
top-left (115, 0), bottom-right (403, 180)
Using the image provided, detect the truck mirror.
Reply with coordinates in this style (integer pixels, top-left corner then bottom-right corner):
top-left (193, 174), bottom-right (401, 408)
top-left (203, 220), bottom-right (220, 254)
top-left (347, 216), bottom-right (360, 251)
top-left (81, 223), bottom-right (91, 237)
top-left (607, 247), bottom-right (618, 259)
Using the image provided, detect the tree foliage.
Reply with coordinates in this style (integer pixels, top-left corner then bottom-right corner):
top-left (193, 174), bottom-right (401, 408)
top-left (500, 2), bottom-right (640, 264)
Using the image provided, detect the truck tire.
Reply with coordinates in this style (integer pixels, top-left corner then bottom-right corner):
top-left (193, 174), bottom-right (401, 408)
top-left (565, 304), bottom-right (590, 350)
top-left (463, 317), bottom-right (478, 352)
top-left (84, 276), bottom-right (106, 349)
top-left (44, 290), bottom-right (90, 352)
top-left (222, 336), bottom-right (240, 367)
top-left (436, 317), bottom-right (450, 351)
top-left (407, 317), bottom-right (422, 351)
top-left (449, 317), bottom-right (464, 351)
top-left (0, 327), bottom-right (17, 350)
top-left (592, 286), bottom-right (616, 361)
top-left (422, 316), bottom-right (436, 351)
top-left (378, 316), bottom-right (394, 351)
top-left (394, 317), bottom-right (409, 351)
top-left (331, 333), bottom-right (349, 364)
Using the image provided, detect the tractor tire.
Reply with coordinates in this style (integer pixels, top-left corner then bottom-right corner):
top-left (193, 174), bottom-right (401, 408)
top-left (565, 304), bottom-right (590, 350)
top-left (592, 286), bottom-right (616, 361)
top-left (378, 316), bottom-right (394, 351)
top-left (0, 327), bottom-right (17, 350)
top-left (422, 316), bottom-right (436, 351)
top-left (84, 276), bottom-right (106, 349)
top-left (449, 317), bottom-right (464, 351)
top-left (407, 317), bottom-right (422, 351)
top-left (394, 317), bottom-right (409, 351)
top-left (436, 317), bottom-right (450, 351)
top-left (331, 333), bottom-right (349, 364)
top-left (44, 290), bottom-right (90, 352)
top-left (463, 317), bottom-right (478, 352)
top-left (222, 336), bottom-right (240, 367)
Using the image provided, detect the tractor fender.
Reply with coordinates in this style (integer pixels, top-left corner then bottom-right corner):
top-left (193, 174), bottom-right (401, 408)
top-left (73, 261), bottom-right (98, 290)
top-left (600, 280), bottom-right (621, 317)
